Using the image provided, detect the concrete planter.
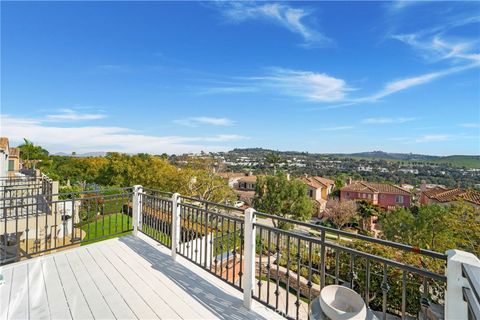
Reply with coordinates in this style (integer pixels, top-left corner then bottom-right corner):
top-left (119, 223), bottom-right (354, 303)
top-left (320, 285), bottom-right (367, 320)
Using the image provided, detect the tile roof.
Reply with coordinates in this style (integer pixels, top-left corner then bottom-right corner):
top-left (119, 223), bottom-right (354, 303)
top-left (0, 137), bottom-right (9, 151)
top-left (341, 181), bottom-right (411, 195)
top-left (217, 172), bottom-right (246, 179)
top-left (238, 175), bottom-right (257, 183)
top-left (423, 187), bottom-right (480, 205)
top-left (9, 147), bottom-right (20, 157)
top-left (300, 176), bottom-right (335, 189)
top-left (462, 190), bottom-right (480, 206)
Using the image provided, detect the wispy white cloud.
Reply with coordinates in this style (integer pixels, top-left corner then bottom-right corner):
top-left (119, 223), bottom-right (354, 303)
top-left (362, 117), bottom-right (417, 124)
top-left (174, 117), bottom-right (234, 127)
top-left (460, 123), bottom-right (480, 128)
top-left (415, 134), bottom-right (454, 143)
top-left (46, 109), bottom-right (107, 121)
top-left (392, 33), bottom-right (480, 64)
top-left (197, 86), bottom-right (257, 95)
top-left (1, 114), bottom-right (247, 154)
top-left (359, 63), bottom-right (479, 102)
top-left (317, 126), bottom-right (354, 131)
top-left (252, 67), bottom-right (351, 102)
top-left (215, 2), bottom-right (331, 46)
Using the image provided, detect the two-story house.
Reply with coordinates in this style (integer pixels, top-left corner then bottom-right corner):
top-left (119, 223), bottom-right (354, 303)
top-left (340, 181), bottom-right (411, 209)
top-left (300, 175), bottom-right (335, 216)
top-left (0, 137), bottom-right (21, 177)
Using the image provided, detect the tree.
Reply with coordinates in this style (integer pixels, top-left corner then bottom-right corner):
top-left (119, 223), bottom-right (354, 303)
top-left (265, 152), bottom-right (281, 175)
top-left (379, 204), bottom-right (464, 253)
top-left (253, 173), bottom-right (314, 229)
top-left (323, 199), bottom-right (357, 233)
top-left (18, 138), bottom-right (49, 168)
top-left (356, 200), bottom-right (380, 232)
top-left (324, 199), bottom-right (358, 230)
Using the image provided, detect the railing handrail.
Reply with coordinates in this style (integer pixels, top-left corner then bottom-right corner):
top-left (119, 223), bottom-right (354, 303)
top-left (254, 211), bottom-right (447, 260)
top-left (0, 187), bottom-right (134, 203)
top-left (178, 194), bottom-right (245, 213)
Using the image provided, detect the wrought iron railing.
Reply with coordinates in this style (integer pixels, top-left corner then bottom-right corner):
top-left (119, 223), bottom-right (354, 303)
top-left (3, 185), bottom-right (476, 320)
top-left (0, 188), bottom-right (133, 265)
top-left (134, 191), bottom-right (448, 320)
top-left (253, 212), bottom-right (446, 320)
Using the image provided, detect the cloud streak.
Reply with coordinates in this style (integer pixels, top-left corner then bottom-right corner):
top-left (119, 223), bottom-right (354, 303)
top-left (1, 115), bottom-right (247, 154)
top-left (317, 126), bottom-right (354, 131)
top-left (362, 117), bottom-right (417, 124)
top-left (216, 2), bottom-right (331, 46)
top-left (252, 67), bottom-right (351, 102)
top-left (46, 109), bottom-right (107, 121)
top-left (174, 117), bottom-right (234, 127)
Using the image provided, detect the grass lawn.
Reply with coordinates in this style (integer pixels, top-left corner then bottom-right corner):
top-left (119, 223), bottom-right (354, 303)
top-left (81, 213), bottom-right (133, 245)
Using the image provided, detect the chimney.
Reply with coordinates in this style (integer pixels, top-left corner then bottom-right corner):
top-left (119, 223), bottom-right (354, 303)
top-left (248, 171), bottom-right (253, 176)
top-left (286, 173), bottom-right (291, 181)
top-left (420, 180), bottom-right (427, 192)
top-left (347, 177), bottom-right (352, 185)
top-left (304, 173), bottom-right (308, 178)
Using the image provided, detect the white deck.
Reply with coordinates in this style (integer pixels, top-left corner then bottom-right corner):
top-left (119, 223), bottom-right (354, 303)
top-left (0, 234), bottom-right (284, 320)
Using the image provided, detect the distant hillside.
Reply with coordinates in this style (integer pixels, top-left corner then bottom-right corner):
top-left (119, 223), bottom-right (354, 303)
top-left (53, 152), bottom-right (107, 157)
top-left (344, 151), bottom-right (438, 161)
top-left (226, 148), bottom-right (480, 168)
top-left (432, 155), bottom-right (480, 169)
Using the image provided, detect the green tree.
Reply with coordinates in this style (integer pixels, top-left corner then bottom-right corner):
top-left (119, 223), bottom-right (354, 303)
top-left (379, 204), bottom-right (457, 252)
top-left (265, 152), bottom-right (281, 175)
top-left (253, 173), bottom-right (314, 229)
top-left (18, 138), bottom-right (49, 168)
top-left (356, 200), bottom-right (380, 232)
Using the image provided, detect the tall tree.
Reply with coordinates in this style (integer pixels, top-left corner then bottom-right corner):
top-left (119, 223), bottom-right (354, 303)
top-left (18, 138), bottom-right (49, 168)
top-left (356, 200), bottom-right (380, 232)
top-left (265, 152), bottom-right (281, 175)
top-left (253, 173), bottom-right (314, 229)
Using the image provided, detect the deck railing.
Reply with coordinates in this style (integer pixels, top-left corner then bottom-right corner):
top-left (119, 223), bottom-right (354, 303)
top-left (130, 187), bottom-right (475, 320)
top-left (2, 185), bottom-right (479, 319)
top-left (1, 187), bottom-right (133, 264)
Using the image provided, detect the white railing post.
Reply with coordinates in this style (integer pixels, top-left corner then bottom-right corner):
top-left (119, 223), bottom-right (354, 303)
top-left (243, 207), bottom-right (256, 310)
top-left (171, 193), bottom-right (181, 261)
top-left (132, 185), bottom-right (142, 236)
top-left (445, 249), bottom-right (480, 319)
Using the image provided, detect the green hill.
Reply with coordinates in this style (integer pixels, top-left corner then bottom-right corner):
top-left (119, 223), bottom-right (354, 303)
top-left (433, 155), bottom-right (480, 169)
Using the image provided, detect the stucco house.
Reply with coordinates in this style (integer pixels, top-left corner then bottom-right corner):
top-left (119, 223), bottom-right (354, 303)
top-left (237, 174), bottom-right (257, 191)
top-left (300, 175), bottom-right (335, 216)
top-left (0, 137), bottom-right (21, 177)
top-left (340, 181), bottom-right (411, 210)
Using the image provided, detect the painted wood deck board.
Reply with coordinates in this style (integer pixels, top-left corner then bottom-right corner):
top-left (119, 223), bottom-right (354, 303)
top-left (0, 234), bottom-right (284, 320)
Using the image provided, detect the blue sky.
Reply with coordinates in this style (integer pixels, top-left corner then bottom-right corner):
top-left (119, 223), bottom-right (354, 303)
top-left (1, 1), bottom-right (479, 155)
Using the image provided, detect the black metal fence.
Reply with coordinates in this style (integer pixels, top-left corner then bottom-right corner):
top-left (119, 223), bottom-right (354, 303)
top-left (253, 212), bottom-right (447, 320)
top-left (1, 188), bottom-right (133, 265)
top-left (139, 188), bottom-right (173, 248)
top-left (177, 196), bottom-right (246, 290)
top-left (1, 185), bottom-right (454, 320)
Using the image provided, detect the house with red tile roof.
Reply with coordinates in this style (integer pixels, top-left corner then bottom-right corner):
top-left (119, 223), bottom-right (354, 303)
top-left (420, 185), bottom-right (480, 208)
top-left (340, 181), bottom-right (411, 210)
top-left (300, 175), bottom-right (335, 216)
top-left (0, 137), bottom-right (21, 177)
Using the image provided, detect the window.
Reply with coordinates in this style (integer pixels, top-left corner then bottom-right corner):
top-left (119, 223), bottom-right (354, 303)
top-left (309, 190), bottom-right (313, 198)
top-left (8, 160), bottom-right (14, 171)
top-left (395, 195), bottom-right (404, 204)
